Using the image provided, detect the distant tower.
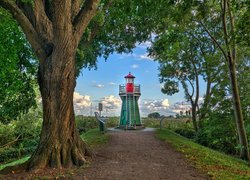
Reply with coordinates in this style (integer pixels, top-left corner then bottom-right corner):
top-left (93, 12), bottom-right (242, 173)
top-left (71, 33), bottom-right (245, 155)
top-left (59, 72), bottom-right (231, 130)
top-left (119, 72), bottom-right (142, 129)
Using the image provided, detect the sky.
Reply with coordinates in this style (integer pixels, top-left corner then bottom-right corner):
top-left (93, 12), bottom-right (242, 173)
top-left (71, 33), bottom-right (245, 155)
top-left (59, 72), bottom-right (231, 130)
top-left (73, 42), bottom-right (206, 117)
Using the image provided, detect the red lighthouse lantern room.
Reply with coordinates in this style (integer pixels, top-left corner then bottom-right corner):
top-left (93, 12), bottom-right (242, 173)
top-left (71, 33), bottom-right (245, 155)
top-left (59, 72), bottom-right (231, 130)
top-left (125, 72), bottom-right (135, 93)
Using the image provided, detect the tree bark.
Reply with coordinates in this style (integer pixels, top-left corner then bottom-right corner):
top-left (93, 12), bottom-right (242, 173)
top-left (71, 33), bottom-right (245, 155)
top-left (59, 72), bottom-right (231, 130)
top-left (191, 59), bottom-right (199, 132)
top-left (191, 101), bottom-right (198, 132)
top-left (228, 59), bottom-right (250, 160)
top-left (221, 0), bottom-right (250, 161)
top-left (26, 1), bottom-right (96, 169)
top-left (27, 39), bottom-right (91, 170)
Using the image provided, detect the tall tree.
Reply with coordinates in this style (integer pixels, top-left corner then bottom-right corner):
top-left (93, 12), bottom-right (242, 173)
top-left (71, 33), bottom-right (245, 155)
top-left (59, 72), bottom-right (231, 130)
top-left (197, 0), bottom-right (250, 160)
top-left (149, 25), bottom-right (209, 132)
top-left (0, 0), bottom-right (102, 171)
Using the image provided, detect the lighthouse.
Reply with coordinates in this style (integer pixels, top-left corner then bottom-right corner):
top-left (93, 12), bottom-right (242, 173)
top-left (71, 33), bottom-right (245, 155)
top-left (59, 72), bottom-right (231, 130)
top-left (119, 72), bottom-right (142, 129)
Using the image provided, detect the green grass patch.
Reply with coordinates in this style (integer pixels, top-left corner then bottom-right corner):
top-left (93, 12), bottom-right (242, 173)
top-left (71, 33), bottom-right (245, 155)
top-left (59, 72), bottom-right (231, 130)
top-left (0, 156), bottom-right (30, 171)
top-left (156, 129), bottom-right (250, 179)
top-left (0, 128), bottom-right (109, 171)
top-left (81, 128), bottom-right (110, 148)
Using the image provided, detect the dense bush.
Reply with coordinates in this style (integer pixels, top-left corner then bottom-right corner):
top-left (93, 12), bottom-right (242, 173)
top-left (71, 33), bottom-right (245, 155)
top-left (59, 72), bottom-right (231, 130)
top-left (0, 147), bottom-right (36, 163)
top-left (195, 113), bottom-right (237, 155)
top-left (75, 116), bottom-right (98, 133)
top-left (105, 117), bottom-right (119, 127)
top-left (174, 128), bottom-right (196, 139)
top-left (0, 108), bottom-right (42, 163)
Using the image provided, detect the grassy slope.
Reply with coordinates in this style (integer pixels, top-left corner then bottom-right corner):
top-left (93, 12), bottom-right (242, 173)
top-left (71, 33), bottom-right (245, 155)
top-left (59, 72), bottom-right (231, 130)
top-left (0, 128), bottom-right (110, 171)
top-left (156, 129), bottom-right (250, 179)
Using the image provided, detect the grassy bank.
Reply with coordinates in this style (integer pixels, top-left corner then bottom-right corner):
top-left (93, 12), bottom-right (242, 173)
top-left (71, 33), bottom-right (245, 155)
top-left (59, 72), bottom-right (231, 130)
top-left (0, 128), bottom-right (110, 171)
top-left (80, 128), bottom-right (110, 148)
top-left (156, 129), bottom-right (250, 179)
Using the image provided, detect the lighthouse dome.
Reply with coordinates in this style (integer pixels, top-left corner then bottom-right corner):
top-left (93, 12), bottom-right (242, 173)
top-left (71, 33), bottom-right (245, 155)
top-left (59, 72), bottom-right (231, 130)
top-left (124, 72), bottom-right (135, 79)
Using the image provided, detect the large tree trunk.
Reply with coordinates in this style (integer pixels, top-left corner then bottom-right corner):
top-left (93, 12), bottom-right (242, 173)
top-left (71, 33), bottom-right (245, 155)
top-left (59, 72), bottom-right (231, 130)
top-left (28, 38), bottom-right (90, 170)
top-left (228, 60), bottom-right (250, 161)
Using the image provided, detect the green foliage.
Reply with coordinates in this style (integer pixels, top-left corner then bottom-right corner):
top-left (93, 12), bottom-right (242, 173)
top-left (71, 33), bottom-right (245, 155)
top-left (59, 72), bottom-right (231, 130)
top-left (174, 128), bottom-right (196, 139)
top-left (0, 156), bottom-right (30, 171)
top-left (147, 112), bottom-right (161, 119)
top-left (105, 117), bottom-right (119, 127)
top-left (75, 116), bottom-right (119, 134)
top-left (80, 128), bottom-right (110, 149)
top-left (0, 9), bottom-right (37, 123)
top-left (75, 116), bottom-right (99, 133)
top-left (0, 128), bottom-right (110, 170)
top-left (0, 107), bottom-right (42, 163)
top-left (156, 129), bottom-right (250, 179)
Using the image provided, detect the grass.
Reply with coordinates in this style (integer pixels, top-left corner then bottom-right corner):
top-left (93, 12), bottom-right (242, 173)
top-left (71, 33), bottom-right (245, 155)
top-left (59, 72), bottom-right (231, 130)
top-left (80, 128), bottom-right (110, 148)
top-left (0, 156), bottom-right (30, 171)
top-left (156, 129), bottom-right (250, 179)
top-left (0, 128), bottom-right (110, 171)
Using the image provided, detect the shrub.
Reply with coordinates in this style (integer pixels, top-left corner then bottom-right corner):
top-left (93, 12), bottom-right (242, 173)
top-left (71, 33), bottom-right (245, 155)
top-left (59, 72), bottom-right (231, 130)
top-left (0, 146), bottom-right (36, 163)
top-left (105, 117), bottom-right (119, 127)
top-left (174, 128), bottom-right (196, 139)
top-left (195, 113), bottom-right (237, 155)
top-left (75, 116), bottom-right (98, 134)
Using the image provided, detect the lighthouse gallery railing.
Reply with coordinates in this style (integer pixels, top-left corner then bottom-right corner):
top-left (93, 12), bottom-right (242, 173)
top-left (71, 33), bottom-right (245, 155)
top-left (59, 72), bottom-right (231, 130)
top-left (119, 85), bottom-right (141, 94)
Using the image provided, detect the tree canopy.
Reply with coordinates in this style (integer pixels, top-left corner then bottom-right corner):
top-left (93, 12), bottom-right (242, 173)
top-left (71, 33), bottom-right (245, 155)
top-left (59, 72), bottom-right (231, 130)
top-left (0, 9), bottom-right (37, 123)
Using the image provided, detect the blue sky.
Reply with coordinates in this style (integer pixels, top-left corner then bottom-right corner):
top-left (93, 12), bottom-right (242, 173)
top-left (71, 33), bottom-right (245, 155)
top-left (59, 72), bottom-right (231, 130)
top-left (74, 42), bottom-right (206, 117)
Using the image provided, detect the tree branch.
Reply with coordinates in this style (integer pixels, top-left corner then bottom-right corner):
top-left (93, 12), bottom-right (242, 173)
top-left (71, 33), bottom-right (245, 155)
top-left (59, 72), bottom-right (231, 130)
top-left (227, 0), bottom-right (236, 64)
top-left (191, 59), bottom-right (200, 106)
top-left (199, 21), bottom-right (228, 62)
top-left (0, 0), bottom-right (46, 61)
top-left (72, 0), bottom-right (81, 20)
top-left (33, 0), bottom-right (53, 44)
top-left (73, 0), bottom-right (100, 45)
top-left (221, 0), bottom-right (232, 64)
top-left (0, 134), bottom-right (21, 148)
top-left (186, 78), bottom-right (194, 98)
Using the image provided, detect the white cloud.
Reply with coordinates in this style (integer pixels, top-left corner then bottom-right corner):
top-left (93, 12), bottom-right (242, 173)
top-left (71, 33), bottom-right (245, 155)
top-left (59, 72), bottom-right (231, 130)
top-left (117, 52), bottom-right (154, 61)
top-left (108, 82), bottom-right (116, 86)
top-left (162, 99), bottom-right (170, 108)
top-left (131, 64), bottom-right (139, 69)
top-left (170, 101), bottom-right (191, 114)
top-left (93, 84), bottom-right (104, 88)
top-left (101, 95), bottom-right (121, 110)
top-left (73, 92), bottom-right (92, 115)
top-left (138, 53), bottom-right (154, 61)
top-left (99, 95), bottom-right (122, 116)
top-left (140, 99), bottom-right (171, 116)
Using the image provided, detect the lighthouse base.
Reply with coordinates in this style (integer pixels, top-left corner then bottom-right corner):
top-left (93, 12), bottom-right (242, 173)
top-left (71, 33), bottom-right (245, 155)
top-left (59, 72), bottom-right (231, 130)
top-left (118, 125), bottom-right (144, 130)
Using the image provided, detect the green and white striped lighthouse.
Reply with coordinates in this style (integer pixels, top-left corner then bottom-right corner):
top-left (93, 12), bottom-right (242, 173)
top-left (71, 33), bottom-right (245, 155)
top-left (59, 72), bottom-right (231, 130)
top-left (119, 72), bottom-right (142, 129)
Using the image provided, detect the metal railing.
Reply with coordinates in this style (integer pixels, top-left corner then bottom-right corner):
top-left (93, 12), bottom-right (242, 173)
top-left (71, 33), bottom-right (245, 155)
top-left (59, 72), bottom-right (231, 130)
top-left (119, 84), bottom-right (141, 94)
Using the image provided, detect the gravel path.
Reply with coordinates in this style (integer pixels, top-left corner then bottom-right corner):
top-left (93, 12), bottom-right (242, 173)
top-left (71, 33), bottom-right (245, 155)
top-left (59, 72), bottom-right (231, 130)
top-left (83, 130), bottom-right (209, 180)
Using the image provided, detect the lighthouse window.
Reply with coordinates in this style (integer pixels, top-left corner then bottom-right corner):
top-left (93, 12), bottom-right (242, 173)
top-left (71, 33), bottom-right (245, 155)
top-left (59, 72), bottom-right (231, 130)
top-left (127, 79), bottom-right (133, 83)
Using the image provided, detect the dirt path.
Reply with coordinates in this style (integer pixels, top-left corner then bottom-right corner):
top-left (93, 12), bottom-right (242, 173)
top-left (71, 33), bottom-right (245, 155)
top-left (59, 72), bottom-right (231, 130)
top-left (82, 129), bottom-right (209, 180)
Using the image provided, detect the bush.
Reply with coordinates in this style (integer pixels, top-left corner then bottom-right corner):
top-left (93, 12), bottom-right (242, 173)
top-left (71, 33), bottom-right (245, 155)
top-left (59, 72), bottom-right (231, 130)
top-left (75, 116), bottom-right (98, 134)
top-left (0, 107), bottom-right (42, 163)
top-left (0, 146), bottom-right (36, 163)
top-left (105, 117), bottom-right (119, 127)
top-left (195, 113), bottom-right (237, 155)
top-left (174, 128), bottom-right (196, 139)
top-left (0, 123), bottom-right (16, 146)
